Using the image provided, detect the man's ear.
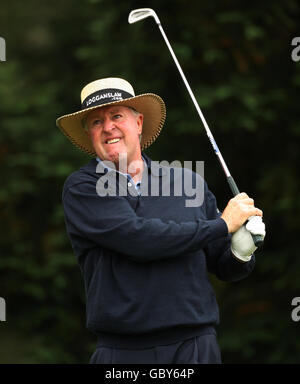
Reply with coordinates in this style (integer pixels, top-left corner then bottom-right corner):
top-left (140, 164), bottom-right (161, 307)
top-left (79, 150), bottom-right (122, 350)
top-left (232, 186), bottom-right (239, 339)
top-left (137, 113), bottom-right (143, 135)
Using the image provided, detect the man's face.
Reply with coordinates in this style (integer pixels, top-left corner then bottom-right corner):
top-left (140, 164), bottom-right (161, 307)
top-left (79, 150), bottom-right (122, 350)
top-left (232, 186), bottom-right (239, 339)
top-left (85, 105), bottom-right (143, 166)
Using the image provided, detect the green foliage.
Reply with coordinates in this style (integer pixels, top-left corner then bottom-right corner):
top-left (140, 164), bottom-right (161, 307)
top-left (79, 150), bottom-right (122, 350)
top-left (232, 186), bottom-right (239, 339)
top-left (0, 0), bottom-right (300, 363)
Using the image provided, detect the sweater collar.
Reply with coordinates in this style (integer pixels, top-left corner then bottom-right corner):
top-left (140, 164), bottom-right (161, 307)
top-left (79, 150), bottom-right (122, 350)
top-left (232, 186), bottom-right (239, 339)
top-left (142, 153), bottom-right (167, 177)
top-left (85, 152), bottom-right (167, 177)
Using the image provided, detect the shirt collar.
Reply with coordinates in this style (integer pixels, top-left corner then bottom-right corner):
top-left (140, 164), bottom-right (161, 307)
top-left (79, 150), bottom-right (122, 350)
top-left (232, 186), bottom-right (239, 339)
top-left (95, 155), bottom-right (147, 179)
top-left (95, 153), bottom-right (167, 178)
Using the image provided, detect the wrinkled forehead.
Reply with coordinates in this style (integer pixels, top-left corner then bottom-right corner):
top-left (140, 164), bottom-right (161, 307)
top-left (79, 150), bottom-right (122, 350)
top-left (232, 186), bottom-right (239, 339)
top-left (86, 105), bottom-right (129, 120)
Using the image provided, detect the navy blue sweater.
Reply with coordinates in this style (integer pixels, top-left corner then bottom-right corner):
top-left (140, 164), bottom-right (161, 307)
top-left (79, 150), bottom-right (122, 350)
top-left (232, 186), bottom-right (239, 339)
top-left (62, 153), bottom-right (255, 348)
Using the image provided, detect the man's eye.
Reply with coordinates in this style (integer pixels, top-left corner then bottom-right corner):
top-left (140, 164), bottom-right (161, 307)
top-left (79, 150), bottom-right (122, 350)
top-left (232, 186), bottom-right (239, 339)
top-left (113, 114), bottom-right (122, 119)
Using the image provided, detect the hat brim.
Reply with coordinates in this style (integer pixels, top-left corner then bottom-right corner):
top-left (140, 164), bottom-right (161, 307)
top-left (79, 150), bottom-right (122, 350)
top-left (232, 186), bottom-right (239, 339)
top-left (56, 93), bottom-right (166, 156)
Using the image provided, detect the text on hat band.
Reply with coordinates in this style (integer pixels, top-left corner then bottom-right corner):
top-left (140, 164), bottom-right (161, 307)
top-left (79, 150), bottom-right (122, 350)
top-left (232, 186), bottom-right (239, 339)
top-left (81, 88), bottom-right (134, 110)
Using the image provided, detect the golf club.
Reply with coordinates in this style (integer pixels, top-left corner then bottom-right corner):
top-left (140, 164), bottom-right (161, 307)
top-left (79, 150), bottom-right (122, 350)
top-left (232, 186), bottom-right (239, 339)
top-left (128, 8), bottom-right (264, 247)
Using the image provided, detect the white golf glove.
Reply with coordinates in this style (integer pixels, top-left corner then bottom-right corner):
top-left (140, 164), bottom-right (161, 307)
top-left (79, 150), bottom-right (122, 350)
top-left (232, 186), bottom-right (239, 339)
top-left (231, 216), bottom-right (266, 262)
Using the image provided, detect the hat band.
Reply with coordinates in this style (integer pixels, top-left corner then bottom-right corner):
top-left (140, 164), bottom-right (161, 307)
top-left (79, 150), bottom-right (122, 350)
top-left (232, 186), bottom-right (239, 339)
top-left (81, 88), bottom-right (134, 110)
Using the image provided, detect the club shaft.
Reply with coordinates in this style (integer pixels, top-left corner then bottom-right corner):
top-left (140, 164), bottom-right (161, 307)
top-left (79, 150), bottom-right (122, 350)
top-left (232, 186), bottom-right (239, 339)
top-left (148, 15), bottom-right (263, 247)
top-left (157, 23), bottom-right (234, 182)
top-left (130, 10), bottom-right (263, 247)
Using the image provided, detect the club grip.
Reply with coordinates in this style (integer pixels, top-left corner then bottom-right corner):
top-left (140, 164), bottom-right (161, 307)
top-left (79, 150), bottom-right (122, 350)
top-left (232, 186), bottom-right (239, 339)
top-left (227, 176), bottom-right (240, 196)
top-left (251, 233), bottom-right (264, 248)
top-left (227, 176), bottom-right (264, 248)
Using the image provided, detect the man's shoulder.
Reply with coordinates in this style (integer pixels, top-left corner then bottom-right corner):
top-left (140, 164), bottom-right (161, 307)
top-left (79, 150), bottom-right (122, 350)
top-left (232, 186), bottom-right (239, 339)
top-left (143, 153), bottom-right (210, 194)
top-left (63, 158), bottom-right (98, 194)
top-left (160, 160), bottom-right (207, 184)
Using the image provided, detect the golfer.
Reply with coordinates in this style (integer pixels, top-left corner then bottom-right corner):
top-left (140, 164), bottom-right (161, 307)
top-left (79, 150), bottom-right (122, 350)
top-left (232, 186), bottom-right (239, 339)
top-left (57, 77), bottom-right (265, 364)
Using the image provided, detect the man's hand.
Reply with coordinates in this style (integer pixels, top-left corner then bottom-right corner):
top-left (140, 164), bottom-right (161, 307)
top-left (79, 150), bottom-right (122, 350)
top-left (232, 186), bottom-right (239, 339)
top-left (231, 216), bottom-right (266, 262)
top-left (221, 192), bottom-right (263, 234)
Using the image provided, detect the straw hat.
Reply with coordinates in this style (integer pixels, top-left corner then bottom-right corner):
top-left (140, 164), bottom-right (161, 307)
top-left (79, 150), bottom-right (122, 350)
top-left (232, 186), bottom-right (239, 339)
top-left (56, 77), bottom-right (166, 156)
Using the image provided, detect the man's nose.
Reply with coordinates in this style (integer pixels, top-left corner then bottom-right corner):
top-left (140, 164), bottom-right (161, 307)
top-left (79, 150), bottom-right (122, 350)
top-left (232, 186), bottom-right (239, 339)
top-left (102, 117), bottom-right (116, 132)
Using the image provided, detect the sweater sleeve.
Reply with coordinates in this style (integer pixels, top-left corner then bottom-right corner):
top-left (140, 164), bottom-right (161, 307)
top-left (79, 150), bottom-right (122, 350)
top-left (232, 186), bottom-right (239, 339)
top-left (204, 185), bottom-right (255, 282)
top-left (62, 179), bottom-right (228, 263)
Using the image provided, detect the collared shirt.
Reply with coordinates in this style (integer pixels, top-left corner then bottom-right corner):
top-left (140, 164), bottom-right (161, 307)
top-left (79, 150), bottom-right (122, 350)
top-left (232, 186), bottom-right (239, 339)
top-left (96, 156), bottom-right (147, 195)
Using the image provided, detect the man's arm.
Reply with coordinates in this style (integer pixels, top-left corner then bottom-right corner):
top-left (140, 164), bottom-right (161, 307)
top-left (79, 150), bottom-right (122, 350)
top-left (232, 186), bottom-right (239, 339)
top-left (63, 180), bottom-right (228, 263)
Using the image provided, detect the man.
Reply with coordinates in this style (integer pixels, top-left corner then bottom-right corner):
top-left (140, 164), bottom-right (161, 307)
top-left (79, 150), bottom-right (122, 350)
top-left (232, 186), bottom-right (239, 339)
top-left (57, 77), bottom-right (265, 364)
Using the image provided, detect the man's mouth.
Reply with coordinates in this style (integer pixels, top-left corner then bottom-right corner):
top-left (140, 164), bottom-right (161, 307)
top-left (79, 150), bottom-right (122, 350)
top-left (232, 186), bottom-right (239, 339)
top-left (106, 138), bottom-right (121, 144)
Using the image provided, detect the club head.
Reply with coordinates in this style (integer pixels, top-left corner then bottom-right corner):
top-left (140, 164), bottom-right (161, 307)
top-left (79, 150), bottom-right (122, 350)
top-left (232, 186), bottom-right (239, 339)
top-left (128, 8), bottom-right (160, 25)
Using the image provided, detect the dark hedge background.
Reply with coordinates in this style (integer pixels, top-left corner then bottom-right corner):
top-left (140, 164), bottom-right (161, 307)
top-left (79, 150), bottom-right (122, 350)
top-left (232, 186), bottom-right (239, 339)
top-left (0, 0), bottom-right (300, 363)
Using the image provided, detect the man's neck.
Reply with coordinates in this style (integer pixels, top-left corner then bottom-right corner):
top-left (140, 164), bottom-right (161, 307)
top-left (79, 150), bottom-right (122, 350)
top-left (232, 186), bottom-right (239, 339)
top-left (126, 157), bottom-right (145, 184)
top-left (96, 154), bottom-right (146, 183)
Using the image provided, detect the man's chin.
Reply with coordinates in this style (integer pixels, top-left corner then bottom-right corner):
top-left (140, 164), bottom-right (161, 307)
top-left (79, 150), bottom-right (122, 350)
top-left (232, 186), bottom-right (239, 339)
top-left (102, 151), bottom-right (128, 169)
